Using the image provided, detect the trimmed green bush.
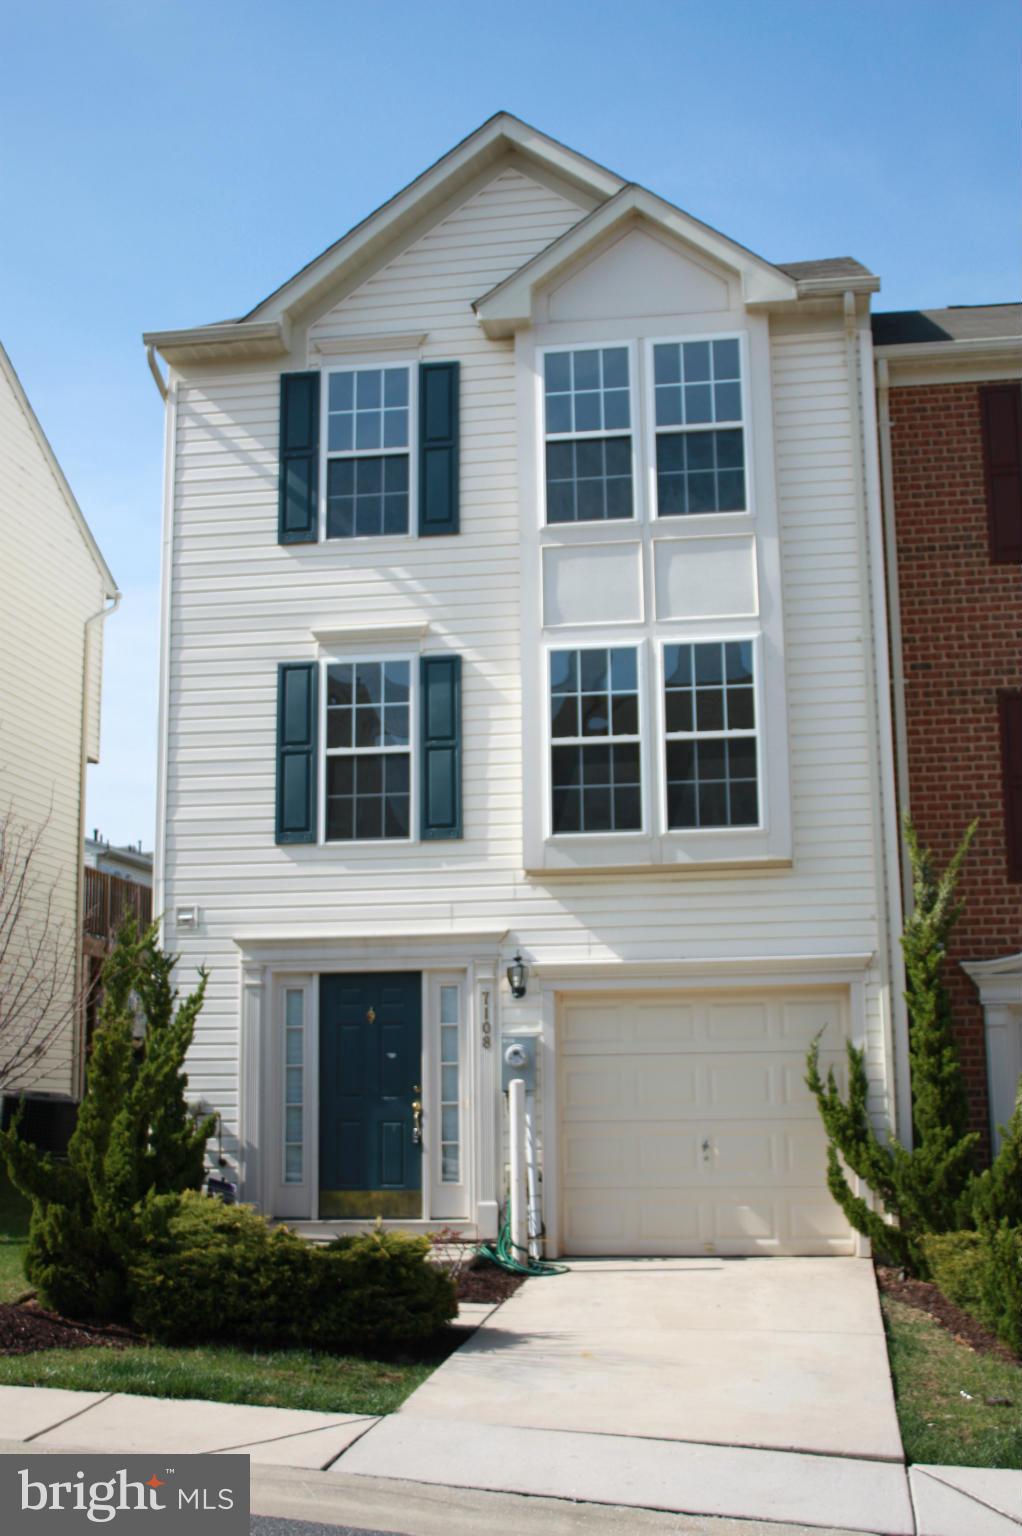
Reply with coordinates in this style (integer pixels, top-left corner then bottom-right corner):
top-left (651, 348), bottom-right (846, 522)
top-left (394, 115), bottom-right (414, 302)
top-left (130, 1194), bottom-right (456, 1352)
top-left (318, 1227), bottom-right (459, 1351)
top-left (979, 1221), bottom-right (1022, 1356)
top-left (925, 1226), bottom-right (1022, 1356)
top-left (130, 1193), bottom-right (313, 1346)
top-left (922, 1231), bottom-right (986, 1318)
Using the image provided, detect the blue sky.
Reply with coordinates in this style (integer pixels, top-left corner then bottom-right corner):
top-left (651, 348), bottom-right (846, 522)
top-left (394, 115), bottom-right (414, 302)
top-left (1, 0), bottom-right (1017, 848)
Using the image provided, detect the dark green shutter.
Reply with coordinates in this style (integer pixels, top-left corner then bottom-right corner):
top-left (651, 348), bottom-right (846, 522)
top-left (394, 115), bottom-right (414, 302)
top-left (278, 373), bottom-right (319, 544)
top-left (276, 663), bottom-right (318, 843)
top-left (418, 361), bottom-right (459, 535)
top-left (420, 655), bottom-right (462, 839)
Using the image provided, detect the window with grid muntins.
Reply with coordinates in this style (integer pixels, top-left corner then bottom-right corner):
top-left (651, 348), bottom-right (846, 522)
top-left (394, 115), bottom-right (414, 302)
top-left (325, 366), bottom-right (410, 537)
top-left (550, 647), bottom-right (642, 834)
top-left (439, 985), bottom-right (461, 1182)
top-left (325, 660), bottom-right (411, 839)
top-left (544, 347), bottom-right (633, 523)
top-left (283, 989), bottom-right (304, 1183)
top-left (653, 339), bottom-right (746, 515)
top-left (664, 641), bottom-right (758, 828)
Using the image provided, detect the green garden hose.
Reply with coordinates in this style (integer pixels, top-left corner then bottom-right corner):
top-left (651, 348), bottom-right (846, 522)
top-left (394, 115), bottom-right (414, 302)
top-left (477, 1208), bottom-right (569, 1276)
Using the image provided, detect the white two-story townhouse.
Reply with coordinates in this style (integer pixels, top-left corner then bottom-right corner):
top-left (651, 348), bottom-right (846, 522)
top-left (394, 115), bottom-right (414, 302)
top-left (146, 114), bottom-right (905, 1257)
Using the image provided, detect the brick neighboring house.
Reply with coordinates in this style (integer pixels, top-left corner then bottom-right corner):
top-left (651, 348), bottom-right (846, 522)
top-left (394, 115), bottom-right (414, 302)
top-left (873, 304), bottom-right (1022, 1155)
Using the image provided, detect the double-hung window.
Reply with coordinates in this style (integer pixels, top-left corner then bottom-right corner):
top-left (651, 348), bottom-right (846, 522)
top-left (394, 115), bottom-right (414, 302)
top-left (324, 659), bottom-right (412, 840)
top-left (550, 646), bottom-right (642, 833)
top-left (325, 365), bottom-right (411, 538)
top-left (653, 338), bottom-right (746, 516)
top-left (544, 347), bottom-right (633, 523)
top-left (663, 640), bottom-right (759, 828)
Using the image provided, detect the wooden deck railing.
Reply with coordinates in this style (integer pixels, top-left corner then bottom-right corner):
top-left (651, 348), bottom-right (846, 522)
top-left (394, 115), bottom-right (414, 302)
top-left (83, 866), bottom-right (152, 943)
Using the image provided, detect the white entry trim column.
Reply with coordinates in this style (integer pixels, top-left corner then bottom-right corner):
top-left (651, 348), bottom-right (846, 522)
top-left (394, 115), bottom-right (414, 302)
top-left (961, 952), bottom-right (1022, 1152)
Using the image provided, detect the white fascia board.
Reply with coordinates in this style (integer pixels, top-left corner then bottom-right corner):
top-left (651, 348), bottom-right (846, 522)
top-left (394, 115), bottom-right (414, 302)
top-left (531, 953), bottom-right (876, 982)
top-left (474, 185), bottom-right (798, 335)
top-left (876, 336), bottom-right (1022, 386)
top-left (143, 319), bottom-right (291, 367)
top-left (243, 114), bottom-right (624, 327)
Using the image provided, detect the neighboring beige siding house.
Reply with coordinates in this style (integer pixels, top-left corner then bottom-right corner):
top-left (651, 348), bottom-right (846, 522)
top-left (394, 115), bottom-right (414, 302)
top-left (0, 342), bottom-right (118, 1101)
top-left (147, 115), bottom-right (905, 1256)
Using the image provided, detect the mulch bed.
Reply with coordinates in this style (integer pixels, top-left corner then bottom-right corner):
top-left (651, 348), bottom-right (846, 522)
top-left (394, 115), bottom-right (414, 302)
top-left (876, 1265), bottom-right (1020, 1365)
top-left (455, 1261), bottom-right (526, 1305)
top-left (0, 1300), bottom-right (137, 1357)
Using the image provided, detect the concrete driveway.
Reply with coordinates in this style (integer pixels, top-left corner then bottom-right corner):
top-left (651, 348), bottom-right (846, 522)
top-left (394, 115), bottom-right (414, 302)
top-left (398, 1257), bottom-right (903, 1461)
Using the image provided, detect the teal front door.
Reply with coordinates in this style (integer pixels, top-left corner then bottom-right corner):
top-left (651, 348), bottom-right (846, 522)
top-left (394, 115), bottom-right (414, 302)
top-left (319, 972), bottom-right (422, 1219)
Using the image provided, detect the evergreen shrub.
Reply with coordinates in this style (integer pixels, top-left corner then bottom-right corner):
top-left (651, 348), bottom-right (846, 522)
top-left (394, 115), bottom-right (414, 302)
top-left (131, 1194), bottom-right (457, 1351)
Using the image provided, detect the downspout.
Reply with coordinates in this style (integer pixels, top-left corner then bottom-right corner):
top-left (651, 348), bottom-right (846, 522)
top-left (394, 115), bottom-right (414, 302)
top-left (75, 590), bottom-right (122, 1095)
top-left (874, 357), bottom-right (913, 913)
top-left (152, 353), bottom-right (177, 946)
top-left (146, 345), bottom-right (168, 402)
top-left (844, 293), bottom-right (912, 1149)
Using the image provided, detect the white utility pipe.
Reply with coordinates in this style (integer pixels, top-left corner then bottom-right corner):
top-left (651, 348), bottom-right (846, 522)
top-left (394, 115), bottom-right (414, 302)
top-left (508, 1078), bottom-right (528, 1261)
top-left (524, 1096), bottom-right (542, 1260)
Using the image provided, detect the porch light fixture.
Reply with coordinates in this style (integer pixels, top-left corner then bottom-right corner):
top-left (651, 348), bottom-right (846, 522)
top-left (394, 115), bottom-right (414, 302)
top-left (507, 950), bottom-right (528, 999)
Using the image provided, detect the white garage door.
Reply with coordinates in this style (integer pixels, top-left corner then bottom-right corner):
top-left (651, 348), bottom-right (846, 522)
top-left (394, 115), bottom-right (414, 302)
top-left (559, 989), bottom-right (857, 1256)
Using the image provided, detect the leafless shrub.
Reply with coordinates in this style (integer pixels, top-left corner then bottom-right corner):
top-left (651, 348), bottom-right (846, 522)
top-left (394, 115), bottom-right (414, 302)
top-left (428, 1225), bottom-right (474, 1281)
top-left (0, 807), bottom-right (87, 1093)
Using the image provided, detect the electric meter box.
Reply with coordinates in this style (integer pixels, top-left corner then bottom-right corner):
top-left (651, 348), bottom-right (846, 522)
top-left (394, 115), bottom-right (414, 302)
top-left (501, 1035), bottom-right (537, 1093)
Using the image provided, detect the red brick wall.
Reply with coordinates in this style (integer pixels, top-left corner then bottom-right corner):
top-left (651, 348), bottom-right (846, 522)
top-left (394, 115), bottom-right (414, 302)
top-left (889, 380), bottom-right (1022, 1152)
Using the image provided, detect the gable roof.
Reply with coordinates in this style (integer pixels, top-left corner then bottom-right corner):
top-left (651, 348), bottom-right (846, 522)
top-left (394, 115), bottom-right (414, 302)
top-left (473, 183), bottom-right (801, 335)
top-left (0, 341), bottom-right (117, 594)
top-left (145, 113), bottom-right (878, 365)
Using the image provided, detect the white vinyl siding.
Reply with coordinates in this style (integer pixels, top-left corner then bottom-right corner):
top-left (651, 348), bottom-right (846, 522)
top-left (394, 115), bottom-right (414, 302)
top-left (161, 163), bottom-right (894, 1168)
top-left (0, 353), bottom-right (110, 1095)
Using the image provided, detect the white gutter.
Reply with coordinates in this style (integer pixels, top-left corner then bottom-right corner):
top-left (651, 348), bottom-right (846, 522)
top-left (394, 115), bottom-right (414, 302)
top-left (844, 293), bottom-right (912, 1147)
top-left (874, 358), bottom-right (913, 915)
top-left (75, 590), bottom-right (121, 1095)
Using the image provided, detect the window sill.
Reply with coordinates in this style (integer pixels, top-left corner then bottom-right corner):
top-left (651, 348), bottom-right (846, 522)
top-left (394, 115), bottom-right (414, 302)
top-left (529, 826), bottom-right (791, 874)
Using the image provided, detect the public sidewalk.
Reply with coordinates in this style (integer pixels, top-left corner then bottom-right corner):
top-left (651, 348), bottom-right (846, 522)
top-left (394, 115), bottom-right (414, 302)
top-left (0, 1385), bottom-right (1018, 1534)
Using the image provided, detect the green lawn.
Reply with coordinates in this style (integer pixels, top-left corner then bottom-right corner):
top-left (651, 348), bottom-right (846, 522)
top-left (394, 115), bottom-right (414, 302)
top-left (881, 1295), bottom-right (1022, 1469)
top-left (0, 1343), bottom-right (436, 1415)
top-left (0, 1166), bottom-right (30, 1304)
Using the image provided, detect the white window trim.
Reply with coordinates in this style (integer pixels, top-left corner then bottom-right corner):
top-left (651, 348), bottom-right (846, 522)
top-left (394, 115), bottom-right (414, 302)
top-left (433, 976), bottom-right (466, 1196)
top-left (282, 985), bottom-right (307, 1185)
top-left (319, 358), bottom-right (418, 543)
top-left (317, 652), bottom-right (419, 847)
top-left (537, 340), bottom-right (642, 530)
top-left (519, 315), bottom-right (792, 873)
top-left (543, 637), bottom-right (650, 841)
top-left (654, 633), bottom-right (766, 836)
top-left (641, 330), bottom-right (754, 525)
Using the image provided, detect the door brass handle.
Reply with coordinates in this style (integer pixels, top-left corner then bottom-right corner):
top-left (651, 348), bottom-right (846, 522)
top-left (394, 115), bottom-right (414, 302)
top-left (411, 1099), bottom-right (423, 1145)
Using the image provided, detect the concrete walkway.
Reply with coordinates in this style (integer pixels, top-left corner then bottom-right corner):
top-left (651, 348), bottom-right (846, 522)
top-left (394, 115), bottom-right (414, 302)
top-left (0, 1385), bottom-right (1018, 1534)
top-left (0, 1262), bottom-right (1017, 1534)
top-left (399, 1258), bottom-right (904, 1459)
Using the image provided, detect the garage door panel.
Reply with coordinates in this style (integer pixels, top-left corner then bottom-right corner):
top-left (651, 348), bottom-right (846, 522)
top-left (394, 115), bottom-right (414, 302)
top-left (559, 989), bottom-right (856, 1256)
top-left (713, 1130), bottom-right (776, 1176)
top-left (782, 999), bottom-right (845, 1045)
top-left (636, 1061), bottom-right (698, 1109)
top-left (707, 1002), bottom-right (772, 1041)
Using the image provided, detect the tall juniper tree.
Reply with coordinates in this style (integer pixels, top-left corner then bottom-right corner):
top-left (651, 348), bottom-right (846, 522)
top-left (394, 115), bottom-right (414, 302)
top-left (0, 923), bottom-right (214, 1320)
top-left (806, 819), bottom-right (979, 1274)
